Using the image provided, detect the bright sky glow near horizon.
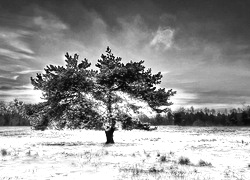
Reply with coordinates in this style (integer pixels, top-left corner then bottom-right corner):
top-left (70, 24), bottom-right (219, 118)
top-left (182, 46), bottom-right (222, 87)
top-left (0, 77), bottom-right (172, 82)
top-left (0, 0), bottom-right (250, 111)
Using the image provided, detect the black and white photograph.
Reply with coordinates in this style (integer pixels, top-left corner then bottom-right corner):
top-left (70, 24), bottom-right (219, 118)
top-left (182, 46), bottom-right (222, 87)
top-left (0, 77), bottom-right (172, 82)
top-left (0, 0), bottom-right (250, 179)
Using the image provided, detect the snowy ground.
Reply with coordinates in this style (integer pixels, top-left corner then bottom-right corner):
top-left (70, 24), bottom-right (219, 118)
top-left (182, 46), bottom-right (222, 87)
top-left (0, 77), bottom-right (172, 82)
top-left (0, 126), bottom-right (250, 180)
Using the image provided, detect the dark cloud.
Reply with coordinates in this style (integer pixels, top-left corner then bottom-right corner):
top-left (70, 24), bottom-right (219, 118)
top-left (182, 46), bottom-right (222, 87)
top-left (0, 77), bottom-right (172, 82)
top-left (0, 86), bottom-right (30, 91)
top-left (0, 0), bottom-right (250, 109)
top-left (195, 90), bottom-right (250, 104)
top-left (0, 86), bottom-right (13, 91)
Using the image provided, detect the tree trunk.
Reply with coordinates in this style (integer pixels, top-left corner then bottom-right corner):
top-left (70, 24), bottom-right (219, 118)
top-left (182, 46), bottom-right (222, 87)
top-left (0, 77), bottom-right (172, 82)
top-left (105, 126), bottom-right (115, 144)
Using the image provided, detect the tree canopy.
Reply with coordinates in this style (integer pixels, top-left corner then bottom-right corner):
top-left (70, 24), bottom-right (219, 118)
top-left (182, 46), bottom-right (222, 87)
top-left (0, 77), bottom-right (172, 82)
top-left (30, 47), bottom-right (176, 142)
top-left (93, 47), bottom-right (176, 127)
top-left (30, 53), bottom-right (100, 129)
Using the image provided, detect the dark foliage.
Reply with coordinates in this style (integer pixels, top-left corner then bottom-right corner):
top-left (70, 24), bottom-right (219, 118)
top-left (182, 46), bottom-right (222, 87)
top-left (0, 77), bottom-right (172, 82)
top-left (28, 47), bottom-right (175, 136)
top-left (30, 53), bottom-right (102, 130)
top-left (119, 114), bottom-right (157, 131)
top-left (171, 106), bottom-right (250, 126)
top-left (0, 99), bottom-right (29, 126)
top-left (94, 47), bottom-right (175, 129)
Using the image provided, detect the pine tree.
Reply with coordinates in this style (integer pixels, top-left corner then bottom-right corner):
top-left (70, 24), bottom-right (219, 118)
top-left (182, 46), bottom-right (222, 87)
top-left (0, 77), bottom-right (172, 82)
top-left (94, 47), bottom-right (176, 143)
top-left (30, 47), bottom-right (176, 143)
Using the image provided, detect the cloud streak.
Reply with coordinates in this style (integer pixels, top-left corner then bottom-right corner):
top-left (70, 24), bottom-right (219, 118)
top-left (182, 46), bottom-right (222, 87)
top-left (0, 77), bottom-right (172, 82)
top-left (0, 30), bottom-right (34, 54)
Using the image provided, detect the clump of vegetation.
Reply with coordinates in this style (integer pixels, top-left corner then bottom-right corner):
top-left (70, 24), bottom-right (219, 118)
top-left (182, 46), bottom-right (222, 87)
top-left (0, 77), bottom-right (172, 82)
top-left (143, 150), bottom-right (151, 158)
top-left (120, 164), bottom-right (163, 176)
top-left (119, 164), bottom-right (143, 176)
top-left (103, 150), bottom-right (109, 155)
top-left (26, 150), bottom-right (31, 156)
top-left (120, 114), bottom-right (156, 131)
top-left (170, 168), bottom-right (186, 178)
top-left (0, 99), bottom-right (29, 126)
top-left (169, 151), bottom-right (174, 156)
top-left (148, 166), bottom-right (164, 173)
top-left (198, 159), bottom-right (212, 167)
top-left (159, 155), bottom-right (167, 162)
top-left (173, 106), bottom-right (250, 126)
top-left (178, 156), bottom-right (191, 165)
top-left (138, 113), bottom-right (174, 125)
top-left (1, 149), bottom-right (7, 156)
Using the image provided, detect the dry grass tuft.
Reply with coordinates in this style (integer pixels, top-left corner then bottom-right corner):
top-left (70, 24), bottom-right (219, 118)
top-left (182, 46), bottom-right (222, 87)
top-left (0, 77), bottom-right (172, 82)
top-left (120, 164), bottom-right (164, 176)
top-left (178, 156), bottom-right (191, 165)
top-left (159, 154), bottom-right (167, 162)
top-left (198, 159), bottom-right (212, 167)
top-left (1, 149), bottom-right (7, 156)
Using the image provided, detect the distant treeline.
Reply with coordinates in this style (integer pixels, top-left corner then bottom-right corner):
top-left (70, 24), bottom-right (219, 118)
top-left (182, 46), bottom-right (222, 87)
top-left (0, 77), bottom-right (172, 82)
top-left (1, 99), bottom-right (250, 127)
top-left (140, 106), bottom-right (250, 126)
top-left (0, 99), bottom-right (30, 126)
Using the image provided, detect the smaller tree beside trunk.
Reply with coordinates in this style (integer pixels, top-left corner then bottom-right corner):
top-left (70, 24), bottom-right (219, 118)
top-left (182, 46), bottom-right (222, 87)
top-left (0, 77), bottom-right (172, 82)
top-left (30, 53), bottom-right (100, 130)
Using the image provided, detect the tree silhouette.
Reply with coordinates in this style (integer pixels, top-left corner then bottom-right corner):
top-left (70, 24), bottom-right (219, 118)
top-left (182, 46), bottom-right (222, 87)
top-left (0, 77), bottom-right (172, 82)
top-left (30, 47), bottom-right (176, 143)
top-left (94, 47), bottom-right (176, 143)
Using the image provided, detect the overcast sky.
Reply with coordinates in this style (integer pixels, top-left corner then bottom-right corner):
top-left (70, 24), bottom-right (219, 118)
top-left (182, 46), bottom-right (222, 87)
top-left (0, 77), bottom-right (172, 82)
top-left (0, 0), bottom-right (250, 110)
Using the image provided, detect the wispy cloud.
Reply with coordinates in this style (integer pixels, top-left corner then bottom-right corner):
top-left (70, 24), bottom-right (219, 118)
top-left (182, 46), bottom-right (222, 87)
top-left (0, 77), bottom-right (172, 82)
top-left (0, 6), bottom-right (71, 103)
top-left (0, 74), bottom-right (19, 80)
top-left (115, 15), bottom-right (150, 49)
top-left (0, 30), bottom-right (34, 55)
top-left (150, 27), bottom-right (174, 50)
top-left (15, 69), bottom-right (42, 75)
top-left (0, 48), bottom-right (33, 60)
top-left (0, 27), bottom-right (37, 92)
top-left (31, 7), bottom-right (69, 39)
top-left (33, 16), bottom-right (68, 31)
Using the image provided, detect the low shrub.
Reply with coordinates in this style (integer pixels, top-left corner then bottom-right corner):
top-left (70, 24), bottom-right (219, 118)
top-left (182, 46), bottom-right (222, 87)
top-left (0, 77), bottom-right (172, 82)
top-left (198, 159), bottom-right (212, 167)
top-left (159, 155), bottom-right (167, 162)
top-left (178, 156), bottom-right (190, 165)
top-left (148, 166), bottom-right (164, 173)
top-left (1, 149), bottom-right (7, 156)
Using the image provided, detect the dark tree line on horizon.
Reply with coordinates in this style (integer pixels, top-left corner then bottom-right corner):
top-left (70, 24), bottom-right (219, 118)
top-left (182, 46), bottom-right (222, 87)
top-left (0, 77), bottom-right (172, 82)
top-left (1, 99), bottom-right (250, 127)
top-left (142, 106), bottom-right (250, 126)
top-left (0, 99), bottom-right (29, 126)
top-left (173, 106), bottom-right (250, 126)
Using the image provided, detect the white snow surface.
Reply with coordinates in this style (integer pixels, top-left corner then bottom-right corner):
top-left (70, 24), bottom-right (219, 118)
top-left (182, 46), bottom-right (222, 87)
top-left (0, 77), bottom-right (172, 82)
top-left (0, 126), bottom-right (250, 180)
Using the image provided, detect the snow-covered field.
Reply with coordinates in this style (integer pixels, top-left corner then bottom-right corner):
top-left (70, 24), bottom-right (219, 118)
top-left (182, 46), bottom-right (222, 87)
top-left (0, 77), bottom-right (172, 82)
top-left (0, 126), bottom-right (249, 180)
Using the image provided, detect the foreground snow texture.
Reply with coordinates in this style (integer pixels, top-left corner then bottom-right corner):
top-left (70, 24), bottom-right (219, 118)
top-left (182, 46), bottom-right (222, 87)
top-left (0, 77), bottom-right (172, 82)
top-left (0, 126), bottom-right (249, 180)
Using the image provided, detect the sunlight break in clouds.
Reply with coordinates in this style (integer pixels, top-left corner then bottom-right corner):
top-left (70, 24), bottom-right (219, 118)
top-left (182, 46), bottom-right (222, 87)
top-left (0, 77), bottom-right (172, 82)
top-left (170, 88), bottom-right (198, 111)
top-left (150, 27), bottom-right (174, 50)
top-left (0, 85), bottom-right (43, 103)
